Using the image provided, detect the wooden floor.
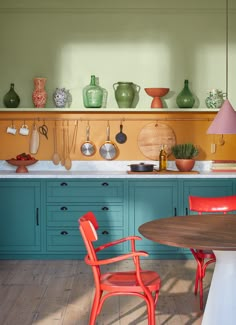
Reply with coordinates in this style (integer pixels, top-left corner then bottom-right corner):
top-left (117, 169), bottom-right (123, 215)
top-left (0, 259), bottom-right (214, 325)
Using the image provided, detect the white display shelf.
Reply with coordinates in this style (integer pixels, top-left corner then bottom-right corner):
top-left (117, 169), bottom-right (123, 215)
top-left (0, 107), bottom-right (219, 113)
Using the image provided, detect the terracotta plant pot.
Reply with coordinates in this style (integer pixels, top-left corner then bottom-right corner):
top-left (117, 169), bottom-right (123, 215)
top-left (175, 159), bottom-right (195, 172)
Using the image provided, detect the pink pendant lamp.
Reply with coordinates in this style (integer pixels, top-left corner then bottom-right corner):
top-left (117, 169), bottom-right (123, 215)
top-left (207, 0), bottom-right (236, 136)
top-left (207, 100), bottom-right (236, 134)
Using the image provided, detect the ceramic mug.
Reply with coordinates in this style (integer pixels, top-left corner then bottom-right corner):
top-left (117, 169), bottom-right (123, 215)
top-left (7, 125), bottom-right (17, 135)
top-left (19, 124), bottom-right (29, 136)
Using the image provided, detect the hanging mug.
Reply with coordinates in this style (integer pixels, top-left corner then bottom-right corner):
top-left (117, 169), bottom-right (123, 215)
top-left (19, 124), bottom-right (29, 136)
top-left (7, 123), bottom-right (17, 135)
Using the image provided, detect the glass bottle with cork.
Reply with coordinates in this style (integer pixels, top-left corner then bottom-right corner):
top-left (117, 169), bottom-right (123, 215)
top-left (159, 145), bottom-right (167, 171)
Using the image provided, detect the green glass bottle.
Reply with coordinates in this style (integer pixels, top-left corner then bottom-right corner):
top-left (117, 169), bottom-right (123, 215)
top-left (3, 83), bottom-right (20, 108)
top-left (83, 75), bottom-right (103, 108)
top-left (176, 79), bottom-right (195, 108)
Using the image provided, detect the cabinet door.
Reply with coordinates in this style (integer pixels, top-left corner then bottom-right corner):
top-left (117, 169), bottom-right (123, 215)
top-left (128, 180), bottom-right (181, 258)
top-left (0, 181), bottom-right (41, 252)
top-left (183, 179), bottom-right (235, 214)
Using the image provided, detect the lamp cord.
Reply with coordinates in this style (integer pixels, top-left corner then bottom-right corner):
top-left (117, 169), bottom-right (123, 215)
top-left (226, 0), bottom-right (228, 99)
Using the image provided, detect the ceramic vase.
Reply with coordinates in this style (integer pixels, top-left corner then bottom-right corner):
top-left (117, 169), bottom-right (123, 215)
top-left (113, 82), bottom-right (140, 108)
top-left (53, 88), bottom-right (69, 108)
top-left (176, 79), bottom-right (195, 108)
top-left (3, 83), bottom-right (20, 108)
top-left (32, 78), bottom-right (47, 108)
top-left (205, 89), bottom-right (224, 109)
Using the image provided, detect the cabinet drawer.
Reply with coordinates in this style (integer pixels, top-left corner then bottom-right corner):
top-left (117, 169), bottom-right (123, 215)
top-left (47, 228), bottom-right (125, 254)
top-left (47, 205), bottom-right (124, 227)
top-left (46, 180), bottom-right (124, 203)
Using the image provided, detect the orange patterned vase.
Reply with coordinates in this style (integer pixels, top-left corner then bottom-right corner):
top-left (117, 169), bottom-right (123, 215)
top-left (32, 78), bottom-right (47, 108)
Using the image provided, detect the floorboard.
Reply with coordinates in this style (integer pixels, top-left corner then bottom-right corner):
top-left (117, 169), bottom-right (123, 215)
top-left (0, 260), bottom-right (213, 325)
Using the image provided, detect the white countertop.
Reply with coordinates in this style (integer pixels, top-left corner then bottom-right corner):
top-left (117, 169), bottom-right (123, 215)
top-left (0, 160), bottom-right (235, 178)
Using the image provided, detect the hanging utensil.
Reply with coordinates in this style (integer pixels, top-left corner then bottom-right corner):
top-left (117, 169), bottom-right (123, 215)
top-left (52, 122), bottom-right (60, 165)
top-left (70, 120), bottom-right (78, 154)
top-left (61, 124), bottom-right (65, 166)
top-left (99, 123), bottom-right (119, 160)
top-left (29, 122), bottom-right (40, 154)
top-left (39, 121), bottom-right (48, 140)
top-left (115, 121), bottom-right (127, 144)
top-left (65, 122), bottom-right (72, 170)
top-left (81, 123), bottom-right (96, 157)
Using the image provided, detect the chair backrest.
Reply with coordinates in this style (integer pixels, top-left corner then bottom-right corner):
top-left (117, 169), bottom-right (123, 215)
top-left (79, 212), bottom-right (101, 283)
top-left (189, 195), bottom-right (236, 214)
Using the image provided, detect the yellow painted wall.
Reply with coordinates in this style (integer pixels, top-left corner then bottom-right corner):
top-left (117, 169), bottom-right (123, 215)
top-left (1, 111), bottom-right (236, 161)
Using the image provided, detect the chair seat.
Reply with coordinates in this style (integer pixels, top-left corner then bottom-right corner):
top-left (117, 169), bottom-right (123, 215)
top-left (101, 270), bottom-right (161, 292)
top-left (195, 249), bottom-right (215, 259)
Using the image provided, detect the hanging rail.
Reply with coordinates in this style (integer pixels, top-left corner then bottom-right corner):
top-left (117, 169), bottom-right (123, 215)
top-left (0, 117), bottom-right (213, 122)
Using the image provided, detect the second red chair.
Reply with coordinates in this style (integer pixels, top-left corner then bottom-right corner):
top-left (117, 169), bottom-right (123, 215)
top-left (189, 194), bottom-right (236, 310)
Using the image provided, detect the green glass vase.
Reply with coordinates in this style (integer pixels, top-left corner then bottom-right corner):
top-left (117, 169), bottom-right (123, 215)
top-left (83, 75), bottom-right (103, 108)
top-left (176, 79), bottom-right (195, 108)
top-left (3, 83), bottom-right (20, 108)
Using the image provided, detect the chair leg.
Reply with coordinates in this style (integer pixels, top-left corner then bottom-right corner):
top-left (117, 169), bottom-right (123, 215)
top-left (199, 275), bottom-right (204, 311)
top-left (194, 266), bottom-right (199, 295)
top-left (147, 297), bottom-right (156, 325)
top-left (89, 291), bottom-right (102, 325)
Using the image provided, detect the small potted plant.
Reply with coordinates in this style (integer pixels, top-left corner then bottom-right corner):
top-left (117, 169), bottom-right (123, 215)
top-left (171, 143), bottom-right (198, 172)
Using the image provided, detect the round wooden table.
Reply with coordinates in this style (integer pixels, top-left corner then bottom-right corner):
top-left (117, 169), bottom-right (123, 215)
top-left (139, 214), bottom-right (236, 325)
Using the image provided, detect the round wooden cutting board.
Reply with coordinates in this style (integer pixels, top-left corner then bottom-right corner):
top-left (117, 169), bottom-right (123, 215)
top-left (137, 122), bottom-right (176, 160)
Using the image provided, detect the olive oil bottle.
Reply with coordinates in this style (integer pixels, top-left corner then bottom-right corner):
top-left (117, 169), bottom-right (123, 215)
top-left (159, 145), bottom-right (167, 171)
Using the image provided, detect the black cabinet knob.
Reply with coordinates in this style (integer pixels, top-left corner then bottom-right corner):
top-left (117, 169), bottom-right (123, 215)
top-left (102, 182), bottom-right (109, 187)
top-left (60, 206), bottom-right (68, 211)
top-left (60, 231), bottom-right (68, 235)
top-left (60, 182), bottom-right (68, 186)
top-left (102, 230), bottom-right (109, 235)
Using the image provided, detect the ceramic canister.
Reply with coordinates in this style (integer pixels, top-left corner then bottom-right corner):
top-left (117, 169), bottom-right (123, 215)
top-left (53, 88), bottom-right (69, 108)
top-left (113, 82), bottom-right (135, 108)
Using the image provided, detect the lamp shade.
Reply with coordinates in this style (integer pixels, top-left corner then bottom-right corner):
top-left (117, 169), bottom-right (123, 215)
top-left (207, 100), bottom-right (236, 134)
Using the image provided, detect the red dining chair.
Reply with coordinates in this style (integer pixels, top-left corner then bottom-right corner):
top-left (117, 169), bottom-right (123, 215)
top-left (79, 211), bottom-right (161, 325)
top-left (189, 195), bottom-right (236, 310)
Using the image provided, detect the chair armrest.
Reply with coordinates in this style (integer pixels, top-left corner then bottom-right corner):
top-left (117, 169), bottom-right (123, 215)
top-left (95, 235), bottom-right (142, 253)
top-left (85, 250), bottom-right (148, 266)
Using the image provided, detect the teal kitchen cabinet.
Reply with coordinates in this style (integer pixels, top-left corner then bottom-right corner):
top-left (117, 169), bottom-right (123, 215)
top-left (128, 179), bottom-right (184, 259)
top-left (0, 180), bottom-right (41, 255)
top-left (46, 179), bottom-right (127, 257)
top-left (182, 179), bottom-right (235, 215)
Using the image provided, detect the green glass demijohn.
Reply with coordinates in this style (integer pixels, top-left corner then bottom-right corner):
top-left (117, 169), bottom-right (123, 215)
top-left (3, 83), bottom-right (20, 108)
top-left (83, 75), bottom-right (103, 108)
top-left (176, 79), bottom-right (195, 108)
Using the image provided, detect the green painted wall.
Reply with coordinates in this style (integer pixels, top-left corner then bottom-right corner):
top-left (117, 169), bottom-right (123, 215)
top-left (0, 0), bottom-right (235, 109)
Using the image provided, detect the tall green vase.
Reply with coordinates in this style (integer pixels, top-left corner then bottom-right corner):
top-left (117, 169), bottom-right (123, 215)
top-left (3, 83), bottom-right (20, 108)
top-left (176, 79), bottom-right (195, 108)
